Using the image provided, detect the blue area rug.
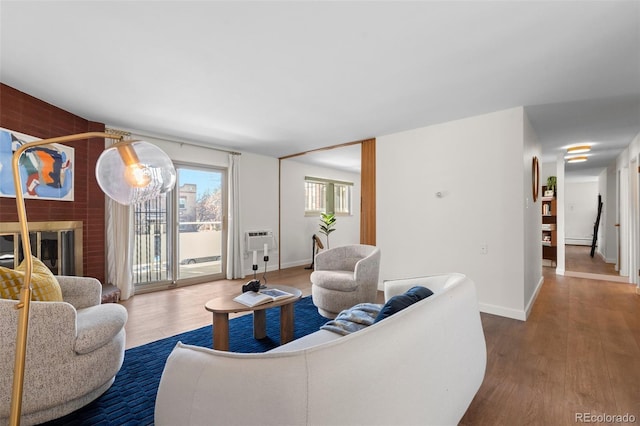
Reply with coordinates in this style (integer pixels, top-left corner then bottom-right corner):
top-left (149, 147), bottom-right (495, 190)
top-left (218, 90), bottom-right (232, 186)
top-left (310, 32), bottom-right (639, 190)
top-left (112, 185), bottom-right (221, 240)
top-left (40, 295), bottom-right (325, 426)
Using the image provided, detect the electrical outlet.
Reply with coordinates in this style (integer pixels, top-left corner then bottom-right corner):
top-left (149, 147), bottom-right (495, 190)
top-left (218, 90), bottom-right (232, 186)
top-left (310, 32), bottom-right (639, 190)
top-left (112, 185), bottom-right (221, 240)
top-left (480, 244), bottom-right (488, 255)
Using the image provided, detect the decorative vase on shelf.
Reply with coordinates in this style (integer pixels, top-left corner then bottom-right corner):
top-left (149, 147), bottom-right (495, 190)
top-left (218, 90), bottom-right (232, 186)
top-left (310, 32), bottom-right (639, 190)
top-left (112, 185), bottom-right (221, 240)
top-left (546, 176), bottom-right (557, 196)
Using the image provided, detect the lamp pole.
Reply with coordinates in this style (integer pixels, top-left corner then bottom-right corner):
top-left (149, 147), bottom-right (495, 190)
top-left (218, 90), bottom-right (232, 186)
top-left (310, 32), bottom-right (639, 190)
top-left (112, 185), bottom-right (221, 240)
top-left (9, 132), bottom-right (124, 426)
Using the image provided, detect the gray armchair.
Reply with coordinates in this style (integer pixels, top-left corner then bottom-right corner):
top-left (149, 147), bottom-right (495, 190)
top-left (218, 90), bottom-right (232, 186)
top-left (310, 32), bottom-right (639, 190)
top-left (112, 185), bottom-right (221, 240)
top-left (0, 276), bottom-right (127, 425)
top-left (310, 244), bottom-right (381, 318)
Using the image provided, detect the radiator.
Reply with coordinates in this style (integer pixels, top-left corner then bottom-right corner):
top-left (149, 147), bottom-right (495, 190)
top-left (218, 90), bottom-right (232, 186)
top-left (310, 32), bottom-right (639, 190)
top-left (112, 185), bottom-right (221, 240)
top-left (245, 230), bottom-right (276, 252)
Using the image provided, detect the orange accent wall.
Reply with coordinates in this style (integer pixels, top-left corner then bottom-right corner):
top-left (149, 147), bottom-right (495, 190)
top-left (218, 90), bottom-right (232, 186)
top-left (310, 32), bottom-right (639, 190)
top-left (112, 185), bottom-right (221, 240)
top-left (0, 84), bottom-right (106, 283)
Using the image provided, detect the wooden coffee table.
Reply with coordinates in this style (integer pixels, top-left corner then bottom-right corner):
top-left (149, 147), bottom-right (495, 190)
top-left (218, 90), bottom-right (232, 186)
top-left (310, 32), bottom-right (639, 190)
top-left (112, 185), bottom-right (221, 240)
top-left (204, 284), bottom-right (302, 351)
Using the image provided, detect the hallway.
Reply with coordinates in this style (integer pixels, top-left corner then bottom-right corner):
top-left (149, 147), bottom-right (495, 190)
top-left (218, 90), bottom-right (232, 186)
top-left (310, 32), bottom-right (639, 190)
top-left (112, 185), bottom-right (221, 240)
top-left (564, 244), bottom-right (618, 276)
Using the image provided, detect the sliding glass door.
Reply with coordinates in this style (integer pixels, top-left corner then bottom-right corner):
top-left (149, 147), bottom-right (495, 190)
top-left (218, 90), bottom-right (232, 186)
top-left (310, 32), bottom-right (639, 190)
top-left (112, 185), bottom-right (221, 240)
top-left (177, 167), bottom-right (225, 281)
top-left (133, 164), bottom-right (226, 291)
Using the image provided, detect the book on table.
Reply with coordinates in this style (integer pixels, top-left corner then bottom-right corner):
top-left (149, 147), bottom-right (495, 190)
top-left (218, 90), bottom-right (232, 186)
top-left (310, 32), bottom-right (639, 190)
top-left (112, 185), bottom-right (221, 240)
top-left (233, 287), bottom-right (294, 307)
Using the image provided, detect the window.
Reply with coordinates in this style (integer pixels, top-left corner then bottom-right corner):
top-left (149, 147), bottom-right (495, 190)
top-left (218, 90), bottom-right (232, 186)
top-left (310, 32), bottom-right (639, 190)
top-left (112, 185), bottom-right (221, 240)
top-left (304, 179), bottom-right (326, 213)
top-left (333, 183), bottom-right (351, 214)
top-left (304, 176), bottom-right (352, 215)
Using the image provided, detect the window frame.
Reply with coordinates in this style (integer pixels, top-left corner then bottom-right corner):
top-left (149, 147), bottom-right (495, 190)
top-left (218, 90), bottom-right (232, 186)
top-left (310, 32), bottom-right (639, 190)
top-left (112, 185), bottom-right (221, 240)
top-left (304, 176), bottom-right (353, 216)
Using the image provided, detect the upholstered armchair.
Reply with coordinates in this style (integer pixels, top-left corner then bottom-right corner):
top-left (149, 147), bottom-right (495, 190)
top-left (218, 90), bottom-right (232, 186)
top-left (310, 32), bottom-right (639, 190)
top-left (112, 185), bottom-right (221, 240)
top-left (310, 244), bottom-right (381, 318)
top-left (0, 276), bottom-right (127, 425)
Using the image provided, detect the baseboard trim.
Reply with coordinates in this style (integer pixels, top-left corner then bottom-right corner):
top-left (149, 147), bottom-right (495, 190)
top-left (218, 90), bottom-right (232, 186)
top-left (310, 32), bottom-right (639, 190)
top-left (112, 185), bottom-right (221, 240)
top-left (525, 276), bottom-right (545, 319)
top-left (478, 303), bottom-right (526, 321)
top-left (243, 263), bottom-right (281, 277)
top-left (280, 260), bottom-right (312, 269)
top-left (595, 251), bottom-right (607, 262)
top-left (563, 270), bottom-right (631, 283)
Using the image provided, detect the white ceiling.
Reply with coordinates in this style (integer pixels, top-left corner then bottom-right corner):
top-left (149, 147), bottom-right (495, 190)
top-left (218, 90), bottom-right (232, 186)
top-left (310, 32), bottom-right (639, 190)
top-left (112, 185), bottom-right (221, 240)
top-left (1, 1), bottom-right (639, 178)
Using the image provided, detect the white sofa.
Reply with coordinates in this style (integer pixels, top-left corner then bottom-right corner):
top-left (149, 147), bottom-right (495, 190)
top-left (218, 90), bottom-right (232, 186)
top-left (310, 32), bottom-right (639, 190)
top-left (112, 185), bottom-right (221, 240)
top-left (155, 273), bottom-right (487, 426)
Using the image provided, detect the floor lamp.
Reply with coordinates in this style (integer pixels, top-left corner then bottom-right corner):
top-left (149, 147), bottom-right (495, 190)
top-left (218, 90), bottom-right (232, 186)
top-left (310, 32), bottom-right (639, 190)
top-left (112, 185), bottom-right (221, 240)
top-left (9, 132), bottom-right (176, 426)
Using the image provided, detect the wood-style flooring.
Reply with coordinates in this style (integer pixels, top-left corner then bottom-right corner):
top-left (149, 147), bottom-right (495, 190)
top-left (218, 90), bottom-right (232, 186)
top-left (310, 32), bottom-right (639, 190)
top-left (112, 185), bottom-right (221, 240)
top-left (565, 244), bottom-right (619, 276)
top-left (121, 265), bottom-right (640, 424)
top-left (120, 266), bottom-right (318, 349)
top-left (461, 268), bottom-right (640, 425)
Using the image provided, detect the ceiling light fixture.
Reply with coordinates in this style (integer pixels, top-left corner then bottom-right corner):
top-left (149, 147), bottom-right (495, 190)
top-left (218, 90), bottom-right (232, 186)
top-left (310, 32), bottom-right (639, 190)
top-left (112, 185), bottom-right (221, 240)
top-left (567, 145), bottom-right (591, 154)
top-left (566, 156), bottom-right (588, 163)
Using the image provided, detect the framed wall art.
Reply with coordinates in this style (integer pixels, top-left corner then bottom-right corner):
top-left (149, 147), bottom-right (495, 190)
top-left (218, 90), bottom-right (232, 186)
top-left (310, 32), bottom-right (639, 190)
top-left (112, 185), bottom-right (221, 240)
top-left (0, 127), bottom-right (75, 201)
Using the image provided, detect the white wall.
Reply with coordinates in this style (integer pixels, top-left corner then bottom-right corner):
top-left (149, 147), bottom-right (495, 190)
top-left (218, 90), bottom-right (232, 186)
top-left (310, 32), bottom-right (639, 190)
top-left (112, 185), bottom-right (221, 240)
top-left (239, 152), bottom-right (281, 276)
top-left (377, 107), bottom-right (540, 321)
top-left (280, 158), bottom-right (361, 268)
top-left (540, 162), bottom-right (557, 192)
top-left (564, 181), bottom-right (599, 245)
top-left (523, 111), bottom-right (544, 316)
top-left (616, 131), bottom-right (640, 285)
top-left (630, 134), bottom-right (640, 285)
top-left (598, 165), bottom-right (618, 262)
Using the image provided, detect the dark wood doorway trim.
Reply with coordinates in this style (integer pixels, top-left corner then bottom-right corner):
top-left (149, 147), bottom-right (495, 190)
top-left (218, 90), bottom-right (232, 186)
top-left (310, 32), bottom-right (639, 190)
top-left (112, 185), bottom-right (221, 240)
top-left (360, 139), bottom-right (376, 246)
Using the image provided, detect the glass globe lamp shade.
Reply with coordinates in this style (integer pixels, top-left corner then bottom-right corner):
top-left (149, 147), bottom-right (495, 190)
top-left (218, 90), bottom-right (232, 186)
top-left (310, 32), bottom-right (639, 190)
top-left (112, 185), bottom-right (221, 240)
top-left (96, 140), bottom-right (176, 205)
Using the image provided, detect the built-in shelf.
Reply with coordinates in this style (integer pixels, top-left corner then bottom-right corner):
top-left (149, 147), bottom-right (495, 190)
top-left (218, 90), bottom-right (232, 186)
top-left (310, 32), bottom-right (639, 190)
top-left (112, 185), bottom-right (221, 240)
top-left (541, 186), bottom-right (557, 266)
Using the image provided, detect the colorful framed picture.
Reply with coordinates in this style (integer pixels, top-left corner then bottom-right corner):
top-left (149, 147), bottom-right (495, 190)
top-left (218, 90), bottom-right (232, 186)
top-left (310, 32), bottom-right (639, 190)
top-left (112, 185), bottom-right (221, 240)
top-left (0, 127), bottom-right (75, 201)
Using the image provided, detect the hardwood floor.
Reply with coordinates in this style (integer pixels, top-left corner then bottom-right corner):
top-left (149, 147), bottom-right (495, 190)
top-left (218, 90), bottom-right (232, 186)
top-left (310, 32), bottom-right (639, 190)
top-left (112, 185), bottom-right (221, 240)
top-left (461, 268), bottom-right (640, 425)
top-left (565, 244), bottom-right (618, 276)
top-left (121, 266), bottom-right (640, 424)
top-left (120, 266), bottom-right (317, 349)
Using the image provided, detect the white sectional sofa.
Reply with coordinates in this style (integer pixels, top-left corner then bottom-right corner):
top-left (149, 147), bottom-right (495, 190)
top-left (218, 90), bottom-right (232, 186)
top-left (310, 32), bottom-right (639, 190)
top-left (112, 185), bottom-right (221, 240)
top-left (155, 273), bottom-right (487, 426)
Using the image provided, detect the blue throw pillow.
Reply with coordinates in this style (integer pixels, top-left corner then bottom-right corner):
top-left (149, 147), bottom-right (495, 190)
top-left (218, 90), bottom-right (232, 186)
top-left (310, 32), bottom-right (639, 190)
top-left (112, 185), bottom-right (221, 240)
top-left (374, 286), bottom-right (433, 323)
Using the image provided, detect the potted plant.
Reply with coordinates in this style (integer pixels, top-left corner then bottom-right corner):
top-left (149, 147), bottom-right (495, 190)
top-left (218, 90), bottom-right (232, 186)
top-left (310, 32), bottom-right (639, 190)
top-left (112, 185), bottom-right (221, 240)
top-left (546, 176), bottom-right (557, 195)
top-left (319, 212), bottom-right (336, 248)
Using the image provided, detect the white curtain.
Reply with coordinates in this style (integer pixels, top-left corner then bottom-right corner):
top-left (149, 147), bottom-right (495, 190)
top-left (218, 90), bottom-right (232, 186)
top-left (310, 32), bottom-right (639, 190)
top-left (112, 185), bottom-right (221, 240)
top-left (105, 136), bottom-right (135, 300)
top-left (226, 153), bottom-right (244, 279)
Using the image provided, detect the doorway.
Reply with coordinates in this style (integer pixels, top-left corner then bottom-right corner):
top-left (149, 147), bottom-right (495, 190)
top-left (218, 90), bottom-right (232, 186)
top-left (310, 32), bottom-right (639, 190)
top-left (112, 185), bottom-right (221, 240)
top-left (132, 164), bottom-right (226, 291)
top-left (562, 169), bottom-right (628, 283)
top-left (278, 139), bottom-right (375, 269)
top-left (176, 167), bottom-right (226, 281)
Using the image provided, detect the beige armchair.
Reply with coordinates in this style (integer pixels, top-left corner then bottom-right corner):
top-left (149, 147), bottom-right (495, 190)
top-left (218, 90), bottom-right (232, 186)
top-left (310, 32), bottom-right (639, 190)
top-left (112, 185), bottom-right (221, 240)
top-left (310, 244), bottom-right (381, 318)
top-left (0, 276), bottom-right (127, 426)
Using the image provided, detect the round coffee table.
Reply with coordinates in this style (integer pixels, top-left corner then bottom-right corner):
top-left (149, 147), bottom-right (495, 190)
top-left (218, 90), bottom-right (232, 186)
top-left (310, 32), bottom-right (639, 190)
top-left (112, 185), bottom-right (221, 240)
top-left (204, 284), bottom-right (302, 351)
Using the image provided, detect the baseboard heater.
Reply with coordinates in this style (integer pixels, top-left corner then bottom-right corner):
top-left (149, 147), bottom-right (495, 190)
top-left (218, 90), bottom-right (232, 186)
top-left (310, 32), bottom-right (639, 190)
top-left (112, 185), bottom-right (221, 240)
top-left (245, 230), bottom-right (276, 252)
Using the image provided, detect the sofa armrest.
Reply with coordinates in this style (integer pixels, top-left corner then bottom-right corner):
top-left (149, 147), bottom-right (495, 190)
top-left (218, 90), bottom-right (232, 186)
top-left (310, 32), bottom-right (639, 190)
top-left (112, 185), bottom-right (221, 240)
top-left (353, 248), bottom-right (380, 282)
top-left (57, 276), bottom-right (102, 309)
top-left (0, 299), bottom-right (78, 360)
top-left (75, 303), bottom-right (128, 354)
